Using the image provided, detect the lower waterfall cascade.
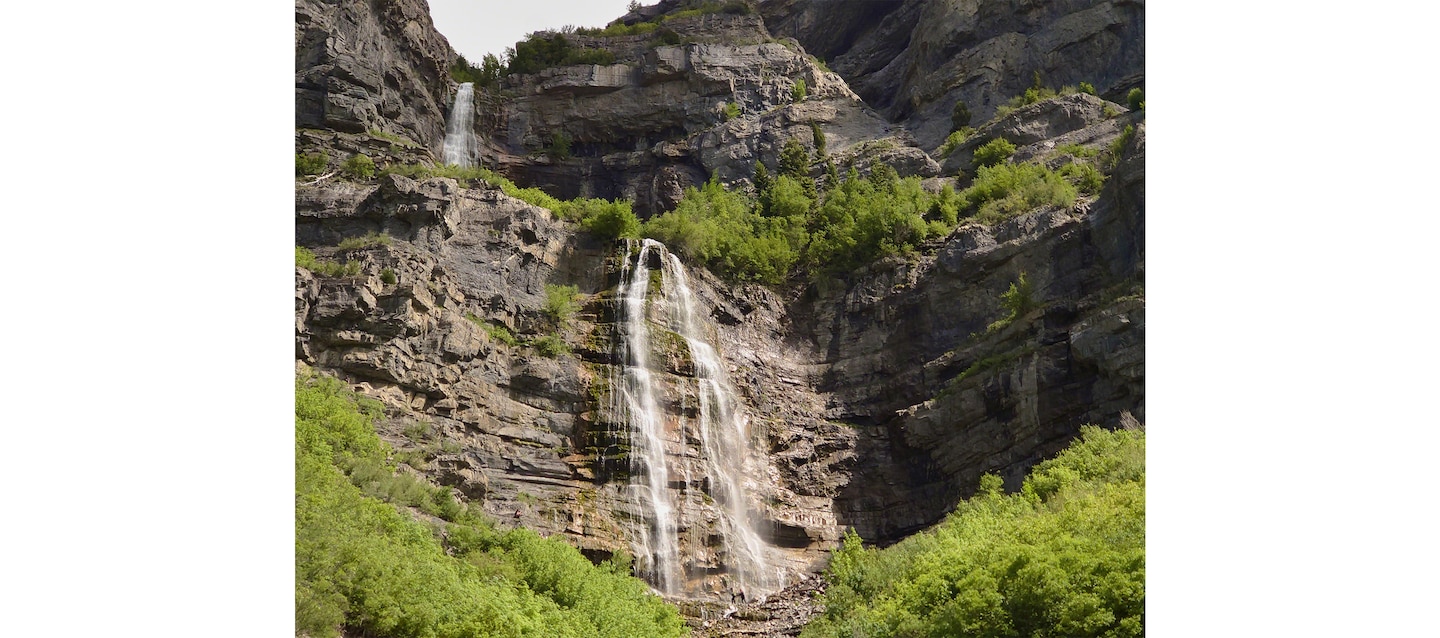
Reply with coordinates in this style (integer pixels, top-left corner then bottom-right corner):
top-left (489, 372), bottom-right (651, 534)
top-left (611, 239), bottom-right (780, 601)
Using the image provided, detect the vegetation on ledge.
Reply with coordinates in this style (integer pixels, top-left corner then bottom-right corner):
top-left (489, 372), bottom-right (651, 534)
top-left (802, 426), bottom-right (1145, 638)
top-left (295, 372), bottom-right (685, 638)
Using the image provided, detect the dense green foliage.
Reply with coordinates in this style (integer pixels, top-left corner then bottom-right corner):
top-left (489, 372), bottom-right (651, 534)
top-left (645, 138), bottom-right (1103, 283)
top-left (450, 53), bottom-right (504, 87)
top-left (295, 372), bottom-right (685, 638)
top-left (960, 163), bottom-right (1077, 225)
top-left (811, 122), bottom-right (827, 158)
top-left (572, 198), bottom-right (642, 240)
top-left (972, 138), bottom-right (1017, 168)
top-left (644, 178), bottom-right (803, 284)
top-left (342, 153), bottom-right (376, 180)
top-left (297, 152), bottom-right (328, 176)
top-left (1126, 88), bottom-right (1144, 110)
top-left (802, 427), bottom-right (1144, 638)
top-left (508, 34), bottom-right (616, 75)
top-left (1079, 82), bottom-right (1096, 96)
top-left (792, 78), bottom-right (807, 102)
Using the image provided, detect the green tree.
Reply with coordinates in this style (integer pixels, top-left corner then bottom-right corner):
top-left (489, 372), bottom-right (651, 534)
top-left (811, 122), bottom-right (827, 158)
top-left (1000, 271), bottom-right (1036, 320)
top-left (951, 100), bottom-right (971, 131)
top-left (1127, 88), bottom-right (1144, 110)
top-left (792, 78), bottom-right (807, 102)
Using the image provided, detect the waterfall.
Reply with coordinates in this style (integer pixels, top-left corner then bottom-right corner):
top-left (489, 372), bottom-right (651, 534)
top-left (612, 239), bottom-right (776, 600)
top-left (614, 239), bottom-right (681, 594)
top-left (442, 83), bottom-right (476, 167)
top-left (662, 252), bottom-right (776, 599)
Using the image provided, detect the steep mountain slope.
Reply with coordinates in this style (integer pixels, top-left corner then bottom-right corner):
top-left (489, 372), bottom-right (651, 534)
top-left (758, 0), bottom-right (1146, 148)
top-left (293, 0), bottom-right (1144, 626)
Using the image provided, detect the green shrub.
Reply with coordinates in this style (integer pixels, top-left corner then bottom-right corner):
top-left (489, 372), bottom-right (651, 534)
top-left (580, 202), bottom-right (640, 240)
top-left (449, 53), bottom-right (503, 87)
top-left (467, 314), bottom-right (520, 346)
top-left (811, 122), bottom-right (827, 158)
top-left (295, 246), bottom-right (319, 270)
top-left (939, 128), bottom-right (976, 157)
top-left (379, 268), bottom-right (397, 285)
top-left (792, 78), bottom-right (807, 102)
top-left (544, 283), bottom-right (581, 325)
top-left (951, 100), bottom-right (972, 130)
top-left (1079, 81), bottom-right (1096, 95)
top-left (802, 427), bottom-right (1144, 638)
top-left (653, 27), bottom-right (682, 45)
top-left (338, 232), bottom-right (391, 250)
top-left (296, 152), bottom-right (328, 176)
top-left (1059, 161), bottom-right (1106, 195)
top-left (532, 334), bottom-right (572, 357)
top-left (643, 179), bottom-right (802, 285)
top-left (960, 162), bottom-right (1077, 225)
top-left (342, 153), bottom-right (376, 180)
top-left (972, 138), bottom-right (1017, 168)
top-left (1055, 143), bottom-right (1099, 159)
top-left (546, 131), bottom-right (572, 160)
top-left (1127, 88), bottom-right (1144, 110)
top-left (296, 246), bottom-right (361, 278)
top-left (723, 101), bottom-right (741, 120)
top-left (1108, 125), bottom-right (1135, 169)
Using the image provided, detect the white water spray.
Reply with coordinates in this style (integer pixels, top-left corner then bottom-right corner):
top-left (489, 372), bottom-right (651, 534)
top-left (614, 239), bottom-right (681, 594)
top-left (442, 83), bottom-right (476, 167)
top-left (663, 252), bottom-right (776, 598)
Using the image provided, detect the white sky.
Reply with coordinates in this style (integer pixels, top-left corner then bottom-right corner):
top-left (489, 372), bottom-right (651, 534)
top-left (428, 0), bottom-right (641, 63)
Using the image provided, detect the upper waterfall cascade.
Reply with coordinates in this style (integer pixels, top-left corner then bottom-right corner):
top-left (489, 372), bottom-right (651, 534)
top-left (612, 239), bottom-right (780, 601)
top-left (441, 82), bottom-right (476, 167)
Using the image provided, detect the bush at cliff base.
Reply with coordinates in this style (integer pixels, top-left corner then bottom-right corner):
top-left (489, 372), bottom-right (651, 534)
top-left (802, 426), bottom-right (1144, 638)
top-left (295, 372), bottom-right (685, 638)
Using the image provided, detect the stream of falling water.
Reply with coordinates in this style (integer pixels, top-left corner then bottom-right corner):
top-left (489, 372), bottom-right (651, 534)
top-left (441, 82), bottom-right (475, 167)
top-left (612, 239), bottom-right (776, 600)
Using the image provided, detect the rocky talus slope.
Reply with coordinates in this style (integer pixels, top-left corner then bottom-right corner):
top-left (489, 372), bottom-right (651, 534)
top-left (294, 0), bottom-right (1144, 621)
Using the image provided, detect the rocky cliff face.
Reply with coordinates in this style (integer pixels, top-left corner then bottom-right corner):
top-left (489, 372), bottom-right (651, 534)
top-left (479, 10), bottom-right (936, 217)
top-left (295, 0), bottom-right (457, 155)
top-left (294, 0), bottom-right (1144, 612)
top-left (758, 0), bottom-right (1146, 148)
